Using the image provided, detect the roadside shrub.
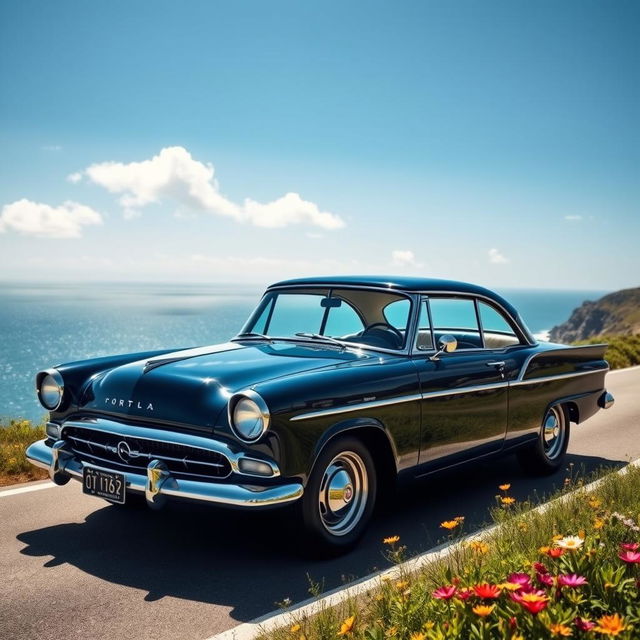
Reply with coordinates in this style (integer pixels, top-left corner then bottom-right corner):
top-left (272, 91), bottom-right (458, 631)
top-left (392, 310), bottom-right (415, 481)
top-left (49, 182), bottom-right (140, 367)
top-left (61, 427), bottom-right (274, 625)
top-left (573, 335), bottom-right (640, 370)
top-left (0, 419), bottom-right (47, 484)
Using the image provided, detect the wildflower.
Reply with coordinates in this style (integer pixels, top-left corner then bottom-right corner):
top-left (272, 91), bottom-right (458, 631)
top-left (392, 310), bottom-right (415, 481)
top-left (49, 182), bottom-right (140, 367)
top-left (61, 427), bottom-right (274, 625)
top-left (548, 623), bottom-right (572, 637)
top-left (395, 580), bottom-right (409, 590)
top-left (546, 547), bottom-right (565, 558)
top-left (552, 534), bottom-right (563, 541)
top-left (440, 520), bottom-right (460, 530)
top-left (539, 545), bottom-right (550, 554)
top-left (509, 616), bottom-right (518, 630)
top-left (517, 522), bottom-right (528, 532)
top-left (537, 572), bottom-right (554, 587)
top-left (472, 604), bottom-right (495, 617)
top-left (593, 613), bottom-right (626, 636)
top-left (574, 617), bottom-right (596, 631)
top-left (517, 592), bottom-right (549, 615)
top-left (555, 535), bottom-right (584, 550)
top-left (383, 535), bottom-right (400, 545)
top-left (499, 483), bottom-right (511, 491)
top-left (511, 636), bottom-right (524, 640)
top-left (588, 497), bottom-right (602, 509)
top-left (501, 582), bottom-right (524, 592)
top-left (620, 542), bottom-right (639, 551)
top-left (432, 585), bottom-right (457, 600)
top-left (469, 540), bottom-right (489, 554)
top-left (618, 550), bottom-right (640, 564)
top-left (385, 626), bottom-right (397, 637)
top-left (473, 583), bottom-right (502, 599)
top-left (410, 633), bottom-right (425, 640)
top-left (337, 615), bottom-right (356, 636)
top-left (533, 562), bottom-right (548, 574)
top-left (501, 496), bottom-right (516, 505)
top-left (456, 588), bottom-right (473, 601)
top-left (290, 624), bottom-right (301, 634)
top-left (594, 518), bottom-right (605, 529)
top-left (422, 622), bottom-right (435, 631)
top-left (557, 573), bottom-right (588, 588)
top-left (506, 573), bottom-right (531, 588)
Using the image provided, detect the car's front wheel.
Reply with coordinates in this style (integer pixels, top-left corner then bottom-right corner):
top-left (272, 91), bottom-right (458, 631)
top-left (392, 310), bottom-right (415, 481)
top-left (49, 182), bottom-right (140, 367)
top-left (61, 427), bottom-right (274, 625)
top-left (300, 436), bottom-right (377, 554)
top-left (517, 404), bottom-right (570, 475)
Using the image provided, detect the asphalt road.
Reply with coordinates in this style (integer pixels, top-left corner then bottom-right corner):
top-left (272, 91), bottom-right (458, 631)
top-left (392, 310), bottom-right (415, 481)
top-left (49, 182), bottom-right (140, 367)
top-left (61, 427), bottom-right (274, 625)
top-left (2, 366), bottom-right (639, 640)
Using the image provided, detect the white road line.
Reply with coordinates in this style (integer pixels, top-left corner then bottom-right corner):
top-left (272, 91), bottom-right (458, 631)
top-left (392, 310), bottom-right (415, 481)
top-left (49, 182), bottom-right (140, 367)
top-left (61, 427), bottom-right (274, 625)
top-left (608, 364), bottom-right (640, 374)
top-left (207, 458), bottom-right (640, 640)
top-left (0, 481), bottom-right (56, 498)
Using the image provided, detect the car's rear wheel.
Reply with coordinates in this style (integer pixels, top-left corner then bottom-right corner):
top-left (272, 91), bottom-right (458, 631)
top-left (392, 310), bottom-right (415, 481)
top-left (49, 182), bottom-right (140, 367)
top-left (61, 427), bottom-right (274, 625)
top-left (517, 404), bottom-right (570, 475)
top-left (300, 436), bottom-right (377, 554)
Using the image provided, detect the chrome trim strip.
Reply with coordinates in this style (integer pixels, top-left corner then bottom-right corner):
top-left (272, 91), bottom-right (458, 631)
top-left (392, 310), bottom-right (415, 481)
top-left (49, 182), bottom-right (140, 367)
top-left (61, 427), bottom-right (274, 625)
top-left (510, 368), bottom-right (608, 387)
top-left (515, 344), bottom-right (609, 381)
top-left (25, 440), bottom-right (302, 508)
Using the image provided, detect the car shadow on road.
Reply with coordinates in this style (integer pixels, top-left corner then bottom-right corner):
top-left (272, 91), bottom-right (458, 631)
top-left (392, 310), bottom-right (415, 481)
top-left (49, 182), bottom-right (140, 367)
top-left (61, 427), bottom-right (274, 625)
top-left (16, 452), bottom-right (626, 622)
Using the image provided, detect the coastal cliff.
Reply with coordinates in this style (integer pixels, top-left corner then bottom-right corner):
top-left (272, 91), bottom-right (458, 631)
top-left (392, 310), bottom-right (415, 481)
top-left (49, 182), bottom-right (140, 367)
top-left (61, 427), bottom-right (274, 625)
top-left (549, 287), bottom-right (640, 343)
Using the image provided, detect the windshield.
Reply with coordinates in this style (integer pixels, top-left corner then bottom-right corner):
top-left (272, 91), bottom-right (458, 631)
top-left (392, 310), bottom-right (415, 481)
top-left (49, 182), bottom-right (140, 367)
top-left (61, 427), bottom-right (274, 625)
top-left (239, 288), bottom-right (413, 351)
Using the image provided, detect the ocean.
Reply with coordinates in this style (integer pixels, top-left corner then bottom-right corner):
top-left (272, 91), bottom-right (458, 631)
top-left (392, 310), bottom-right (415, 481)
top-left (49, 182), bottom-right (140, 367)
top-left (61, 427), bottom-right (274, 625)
top-left (0, 282), bottom-right (608, 422)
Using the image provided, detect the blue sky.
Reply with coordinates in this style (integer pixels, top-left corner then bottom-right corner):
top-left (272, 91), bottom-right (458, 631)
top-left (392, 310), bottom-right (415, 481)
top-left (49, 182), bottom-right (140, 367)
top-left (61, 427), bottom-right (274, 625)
top-left (0, 0), bottom-right (638, 289)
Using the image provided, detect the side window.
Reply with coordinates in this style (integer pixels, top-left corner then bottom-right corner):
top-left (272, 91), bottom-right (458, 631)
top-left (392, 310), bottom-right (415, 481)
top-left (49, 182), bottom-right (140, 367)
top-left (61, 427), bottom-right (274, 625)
top-left (324, 302), bottom-right (364, 337)
top-left (383, 299), bottom-right (411, 330)
top-left (415, 300), bottom-right (433, 350)
top-left (429, 298), bottom-right (482, 349)
top-left (478, 301), bottom-right (520, 348)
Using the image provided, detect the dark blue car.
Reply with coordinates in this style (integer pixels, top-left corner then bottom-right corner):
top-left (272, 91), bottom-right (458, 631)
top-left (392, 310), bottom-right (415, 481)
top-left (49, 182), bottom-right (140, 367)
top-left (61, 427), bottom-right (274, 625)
top-left (27, 276), bottom-right (614, 551)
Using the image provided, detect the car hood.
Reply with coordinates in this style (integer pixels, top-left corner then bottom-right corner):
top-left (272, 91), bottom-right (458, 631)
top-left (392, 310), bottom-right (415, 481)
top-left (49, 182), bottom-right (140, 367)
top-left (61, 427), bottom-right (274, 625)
top-left (81, 341), bottom-right (375, 430)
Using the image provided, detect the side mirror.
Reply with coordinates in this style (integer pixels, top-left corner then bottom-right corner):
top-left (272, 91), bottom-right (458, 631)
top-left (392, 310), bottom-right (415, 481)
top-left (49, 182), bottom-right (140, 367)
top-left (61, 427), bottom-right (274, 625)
top-left (429, 334), bottom-right (458, 361)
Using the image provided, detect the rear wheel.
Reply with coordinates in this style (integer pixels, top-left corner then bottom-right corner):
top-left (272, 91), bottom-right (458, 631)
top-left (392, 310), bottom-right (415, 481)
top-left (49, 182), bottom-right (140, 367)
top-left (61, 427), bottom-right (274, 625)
top-left (300, 436), bottom-right (377, 554)
top-left (517, 405), bottom-right (570, 475)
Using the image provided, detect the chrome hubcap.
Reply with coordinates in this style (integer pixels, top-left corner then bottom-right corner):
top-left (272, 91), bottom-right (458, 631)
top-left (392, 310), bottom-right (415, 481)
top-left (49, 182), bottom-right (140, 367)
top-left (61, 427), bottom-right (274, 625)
top-left (542, 406), bottom-right (565, 460)
top-left (318, 451), bottom-right (368, 536)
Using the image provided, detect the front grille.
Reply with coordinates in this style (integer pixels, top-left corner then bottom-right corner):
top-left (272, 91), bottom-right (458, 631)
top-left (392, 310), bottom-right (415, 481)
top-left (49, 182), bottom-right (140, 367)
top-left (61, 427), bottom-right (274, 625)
top-left (63, 426), bottom-right (232, 480)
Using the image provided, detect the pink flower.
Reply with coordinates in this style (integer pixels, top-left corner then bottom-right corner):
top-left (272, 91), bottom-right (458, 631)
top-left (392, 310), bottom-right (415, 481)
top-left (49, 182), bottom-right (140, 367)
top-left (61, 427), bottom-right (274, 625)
top-left (574, 617), bottom-right (595, 631)
top-left (557, 573), bottom-right (588, 588)
top-left (537, 572), bottom-right (554, 587)
top-left (619, 550), bottom-right (640, 564)
top-left (533, 562), bottom-right (548, 574)
top-left (510, 588), bottom-right (547, 604)
top-left (506, 573), bottom-right (531, 588)
top-left (620, 542), bottom-right (639, 552)
top-left (456, 588), bottom-right (474, 601)
top-left (432, 585), bottom-right (457, 600)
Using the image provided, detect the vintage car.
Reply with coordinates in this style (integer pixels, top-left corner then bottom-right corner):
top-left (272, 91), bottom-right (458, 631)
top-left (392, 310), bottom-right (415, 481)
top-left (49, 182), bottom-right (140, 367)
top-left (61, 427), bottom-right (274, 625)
top-left (27, 276), bottom-right (615, 550)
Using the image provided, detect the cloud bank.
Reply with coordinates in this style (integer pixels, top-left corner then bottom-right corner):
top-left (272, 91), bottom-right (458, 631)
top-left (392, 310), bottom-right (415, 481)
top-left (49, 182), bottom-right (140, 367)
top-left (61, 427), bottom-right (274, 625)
top-left (74, 146), bottom-right (345, 230)
top-left (488, 248), bottom-right (509, 264)
top-left (391, 249), bottom-right (422, 268)
top-left (0, 199), bottom-right (103, 238)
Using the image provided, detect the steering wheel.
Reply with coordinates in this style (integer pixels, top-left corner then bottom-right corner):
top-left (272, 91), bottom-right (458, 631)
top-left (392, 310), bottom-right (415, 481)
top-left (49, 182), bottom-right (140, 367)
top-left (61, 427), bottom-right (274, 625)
top-left (361, 322), bottom-right (404, 348)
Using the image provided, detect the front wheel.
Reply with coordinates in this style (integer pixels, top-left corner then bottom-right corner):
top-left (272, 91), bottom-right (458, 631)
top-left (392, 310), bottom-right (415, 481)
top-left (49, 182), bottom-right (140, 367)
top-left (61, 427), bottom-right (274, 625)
top-left (517, 405), bottom-right (570, 475)
top-left (300, 436), bottom-right (377, 554)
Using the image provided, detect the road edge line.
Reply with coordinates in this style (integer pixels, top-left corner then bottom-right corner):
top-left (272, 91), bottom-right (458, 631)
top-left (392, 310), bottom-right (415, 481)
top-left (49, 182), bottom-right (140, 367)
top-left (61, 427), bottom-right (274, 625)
top-left (206, 457), bottom-right (640, 640)
top-left (0, 480), bottom-right (56, 498)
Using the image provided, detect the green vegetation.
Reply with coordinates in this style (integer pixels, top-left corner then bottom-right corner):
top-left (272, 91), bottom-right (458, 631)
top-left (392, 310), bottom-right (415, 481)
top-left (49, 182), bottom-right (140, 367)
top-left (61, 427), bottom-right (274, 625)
top-left (0, 419), bottom-right (47, 485)
top-left (573, 334), bottom-right (640, 370)
top-left (266, 465), bottom-right (640, 640)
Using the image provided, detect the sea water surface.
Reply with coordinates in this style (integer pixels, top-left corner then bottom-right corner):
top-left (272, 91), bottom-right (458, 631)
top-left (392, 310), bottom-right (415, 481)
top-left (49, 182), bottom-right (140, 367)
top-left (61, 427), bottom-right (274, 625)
top-left (0, 282), bottom-right (608, 422)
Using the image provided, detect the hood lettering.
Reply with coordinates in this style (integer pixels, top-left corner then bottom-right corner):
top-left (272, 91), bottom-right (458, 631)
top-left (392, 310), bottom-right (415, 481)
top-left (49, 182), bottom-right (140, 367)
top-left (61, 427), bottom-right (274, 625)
top-left (105, 397), bottom-right (154, 411)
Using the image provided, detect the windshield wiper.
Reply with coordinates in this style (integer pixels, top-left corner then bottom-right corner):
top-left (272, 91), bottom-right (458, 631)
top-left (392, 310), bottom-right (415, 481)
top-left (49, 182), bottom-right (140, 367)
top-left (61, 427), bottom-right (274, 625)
top-left (294, 332), bottom-right (346, 350)
top-left (232, 332), bottom-right (274, 343)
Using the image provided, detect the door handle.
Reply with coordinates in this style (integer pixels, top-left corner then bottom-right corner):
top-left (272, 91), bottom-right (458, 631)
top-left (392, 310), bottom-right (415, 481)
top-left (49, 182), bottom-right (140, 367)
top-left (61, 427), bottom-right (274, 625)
top-left (486, 361), bottom-right (505, 368)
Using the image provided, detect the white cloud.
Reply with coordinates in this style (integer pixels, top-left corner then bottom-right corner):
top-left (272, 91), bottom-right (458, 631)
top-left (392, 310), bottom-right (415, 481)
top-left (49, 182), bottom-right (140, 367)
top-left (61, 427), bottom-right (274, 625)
top-left (0, 199), bottom-right (103, 238)
top-left (391, 249), bottom-right (422, 268)
top-left (488, 248), bottom-right (509, 264)
top-left (67, 172), bottom-right (83, 184)
top-left (564, 215), bottom-right (583, 221)
top-left (74, 146), bottom-right (345, 230)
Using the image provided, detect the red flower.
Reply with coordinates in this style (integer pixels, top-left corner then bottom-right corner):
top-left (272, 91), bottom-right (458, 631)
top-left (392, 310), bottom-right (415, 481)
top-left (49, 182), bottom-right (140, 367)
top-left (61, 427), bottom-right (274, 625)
top-left (432, 585), bottom-right (457, 600)
top-left (546, 548), bottom-right (564, 558)
top-left (509, 616), bottom-right (518, 630)
top-left (520, 598), bottom-right (549, 615)
top-left (574, 617), bottom-right (596, 631)
top-left (618, 550), bottom-right (640, 564)
top-left (557, 573), bottom-right (588, 588)
top-left (456, 588), bottom-right (473, 601)
top-left (506, 573), bottom-right (531, 588)
top-left (533, 562), bottom-right (548, 574)
top-left (536, 572), bottom-right (554, 587)
top-left (515, 591), bottom-right (549, 615)
top-left (620, 542), bottom-right (639, 552)
top-left (473, 583), bottom-right (502, 599)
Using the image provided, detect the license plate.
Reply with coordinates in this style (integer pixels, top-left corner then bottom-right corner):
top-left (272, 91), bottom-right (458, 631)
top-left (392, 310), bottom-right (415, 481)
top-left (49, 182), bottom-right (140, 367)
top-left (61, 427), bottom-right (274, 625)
top-left (83, 466), bottom-right (125, 504)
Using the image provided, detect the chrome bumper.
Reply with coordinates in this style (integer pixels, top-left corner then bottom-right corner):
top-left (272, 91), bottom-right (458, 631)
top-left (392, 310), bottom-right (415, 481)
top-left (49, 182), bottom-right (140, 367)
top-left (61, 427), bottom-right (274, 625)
top-left (26, 439), bottom-right (303, 509)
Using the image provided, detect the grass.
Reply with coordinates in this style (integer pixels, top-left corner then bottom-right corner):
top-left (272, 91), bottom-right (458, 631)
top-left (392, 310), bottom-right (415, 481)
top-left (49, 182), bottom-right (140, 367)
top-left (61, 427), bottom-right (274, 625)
top-left (0, 418), bottom-right (48, 486)
top-left (573, 334), bottom-right (640, 370)
top-left (264, 464), bottom-right (640, 640)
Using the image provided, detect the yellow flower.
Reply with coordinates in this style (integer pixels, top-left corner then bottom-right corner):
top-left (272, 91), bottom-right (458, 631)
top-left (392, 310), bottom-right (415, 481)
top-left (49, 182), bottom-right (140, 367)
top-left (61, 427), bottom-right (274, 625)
top-left (501, 496), bottom-right (516, 505)
top-left (383, 535), bottom-right (400, 545)
top-left (499, 483), bottom-right (511, 491)
top-left (588, 497), bottom-right (602, 509)
top-left (539, 545), bottom-right (551, 554)
top-left (440, 520), bottom-right (460, 530)
top-left (422, 622), bottom-right (435, 630)
top-left (555, 535), bottom-right (584, 550)
top-left (593, 613), bottom-right (626, 635)
top-left (337, 615), bottom-right (356, 636)
top-left (385, 626), bottom-right (398, 637)
top-left (594, 517), bottom-right (605, 529)
top-left (469, 540), bottom-right (489, 554)
top-left (517, 522), bottom-right (528, 531)
top-left (395, 580), bottom-right (409, 590)
top-left (472, 604), bottom-right (495, 617)
top-left (511, 636), bottom-right (524, 640)
top-left (548, 623), bottom-right (572, 637)
top-left (410, 633), bottom-right (426, 640)
top-left (552, 534), bottom-right (563, 541)
top-left (500, 582), bottom-right (523, 591)
top-left (290, 624), bottom-right (301, 634)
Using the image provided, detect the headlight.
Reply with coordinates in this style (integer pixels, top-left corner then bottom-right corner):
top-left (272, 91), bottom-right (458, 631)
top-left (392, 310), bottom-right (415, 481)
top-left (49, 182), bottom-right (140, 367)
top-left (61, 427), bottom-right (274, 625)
top-left (228, 391), bottom-right (270, 443)
top-left (37, 369), bottom-right (64, 411)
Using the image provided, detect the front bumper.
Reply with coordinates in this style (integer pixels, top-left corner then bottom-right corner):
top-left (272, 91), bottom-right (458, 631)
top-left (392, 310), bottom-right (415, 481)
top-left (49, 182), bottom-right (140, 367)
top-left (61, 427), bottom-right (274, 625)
top-left (26, 438), bottom-right (303, 509)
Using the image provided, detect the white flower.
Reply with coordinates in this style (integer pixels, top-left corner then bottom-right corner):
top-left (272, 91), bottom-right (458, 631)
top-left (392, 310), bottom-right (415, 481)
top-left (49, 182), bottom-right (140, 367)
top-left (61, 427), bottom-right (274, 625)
top-left (555, 535), bottom-right (584, 550)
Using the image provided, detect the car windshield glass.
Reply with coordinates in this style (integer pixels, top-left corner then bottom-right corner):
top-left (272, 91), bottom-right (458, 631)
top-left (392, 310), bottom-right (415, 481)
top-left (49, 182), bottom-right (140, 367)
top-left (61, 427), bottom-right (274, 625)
top-left (239, 288), bottom-right (412, 351)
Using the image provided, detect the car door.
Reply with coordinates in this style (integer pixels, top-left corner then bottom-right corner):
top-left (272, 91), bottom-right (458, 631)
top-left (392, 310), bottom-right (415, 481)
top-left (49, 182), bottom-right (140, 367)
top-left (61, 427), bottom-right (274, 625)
top-left (412, 295), bottom-right (520, 471)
